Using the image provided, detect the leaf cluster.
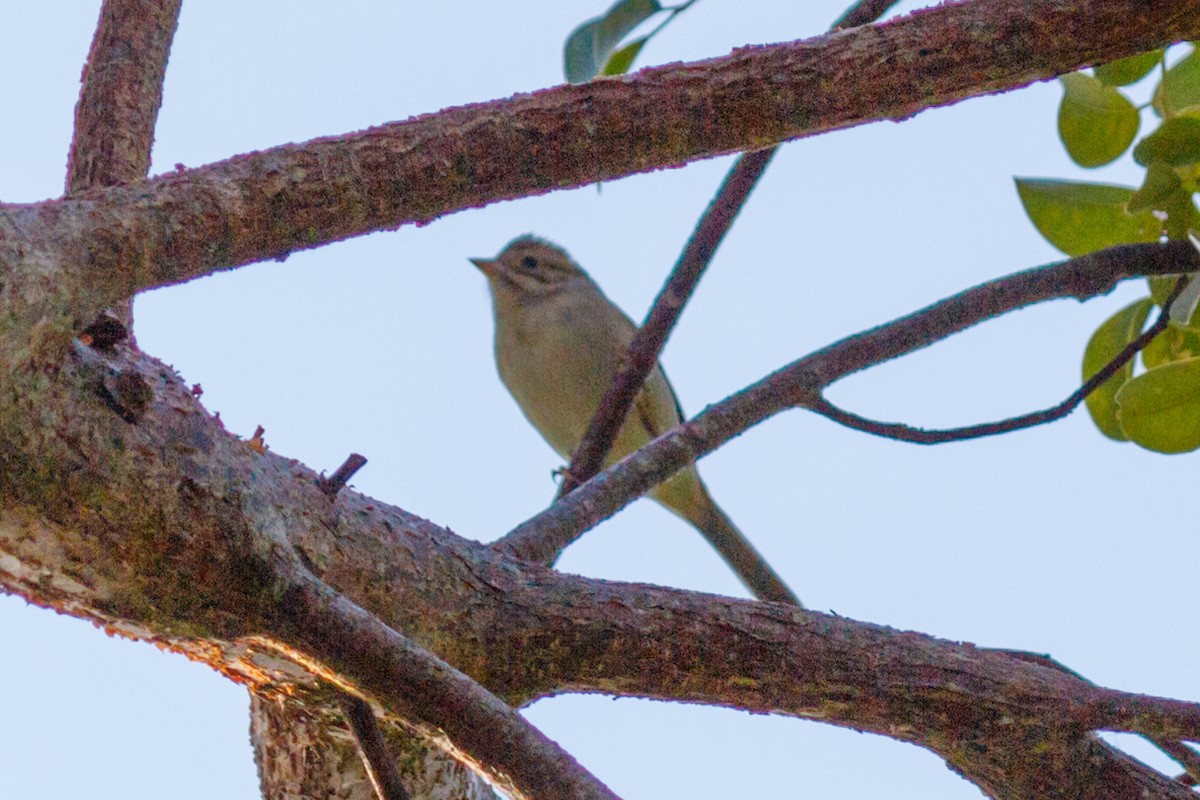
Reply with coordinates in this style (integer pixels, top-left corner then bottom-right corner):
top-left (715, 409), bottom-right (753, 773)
top-left (563, 0), bottom-right (697, 83)
top-left (1018, 45), bottom-right (1200, 452)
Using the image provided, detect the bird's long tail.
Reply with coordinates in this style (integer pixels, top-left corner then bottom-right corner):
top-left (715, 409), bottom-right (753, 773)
top-left (695, 496), bottom-right (803, 606)
top-left (657, 472), bottom-right (802, 606)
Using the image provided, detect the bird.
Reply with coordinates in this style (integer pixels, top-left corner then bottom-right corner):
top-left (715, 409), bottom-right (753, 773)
top-left (470, 235), bottom-right (800, 606)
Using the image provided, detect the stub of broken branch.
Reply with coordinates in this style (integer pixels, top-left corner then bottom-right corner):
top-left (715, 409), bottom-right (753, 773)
top-left (321, 453), bottom-right (368, 497)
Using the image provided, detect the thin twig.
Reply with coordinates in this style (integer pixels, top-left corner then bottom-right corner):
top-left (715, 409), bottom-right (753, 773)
top-left (338, 695), bottom-right (410, 800)
top-left (495, 241), bottom-right (1198, 565)
top-left (556, 148), bottom-right (776, 500)
top-left (554, 0), bottom-right (905, 500)
top-left (522, 0), bottom-right (904, 592)
top-left (808, 276), bottom-right (1188, 444)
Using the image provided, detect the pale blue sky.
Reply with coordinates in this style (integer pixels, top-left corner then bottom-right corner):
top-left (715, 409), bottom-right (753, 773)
top-left (1, 3), bottom-right (1194, 798)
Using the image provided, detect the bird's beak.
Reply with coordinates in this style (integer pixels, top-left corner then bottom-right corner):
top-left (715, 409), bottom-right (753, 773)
top-left (469, 257), bottom-right (496, 277)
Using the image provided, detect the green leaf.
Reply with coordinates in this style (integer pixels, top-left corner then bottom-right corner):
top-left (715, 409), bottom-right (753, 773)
top-left (1083, 298), bottom-right (1153, 440)
top-left (1058, 73), bottom-right (1140, 167)
top-left (1143, 324), bottom-right (1200, 368)
top-left (1159, 190), bottom-right (1200, 240)
top-left (1153, 46), bottom-right (1200, 116)
top-left (1133, 116), bottom-right (1200, 166)
top-left (602, 36), bottom-right (648, 76)
top-left (1127, 162), bottom-right (1183, 213)
top-left (1095, 50), bottom-right (1162, 86)
top-left (1114, 357), bottom-right (1200, 453)
top-left (565, 20), bottom-right (609, 83)
top-left (1014, 178), bottom-right (1161, 256)
top-left (564, 0), bottom-right (661, 84)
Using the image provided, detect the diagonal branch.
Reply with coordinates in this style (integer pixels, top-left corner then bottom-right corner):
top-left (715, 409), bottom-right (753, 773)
top-left (1150, 738), bottom-right (1200, 786)
top-left (497, 241), bottom-right (1200, 563)
top-left (257, 567), bottom-right (621, 800)
top-left (337, 694), bottom-right (411, 800)
top-left (6, 0), bottom-right (1194, 323)
top-left (549, 148), bottom-right (776, 505)
top-left (501, 0), bottom-right (904, 579)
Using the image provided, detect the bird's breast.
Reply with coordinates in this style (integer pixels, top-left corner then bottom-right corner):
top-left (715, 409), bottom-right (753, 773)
top-left (493, 298), bottom-right (619, 458)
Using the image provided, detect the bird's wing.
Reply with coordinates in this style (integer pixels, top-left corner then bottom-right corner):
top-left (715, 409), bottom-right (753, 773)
top-left (634, 387), bottom-right (663, 439)
top-left (634, 367), bottom-right (686, 441)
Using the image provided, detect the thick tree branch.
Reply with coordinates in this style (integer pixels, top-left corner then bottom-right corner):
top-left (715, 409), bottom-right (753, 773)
top-left (498, 241), bottom-right (1200, 563)
top-left (64, 0), bottom-right (180, 329)
top-left (1, 339), bottom-right (1196, 798)
top-left (1, 330), bottom-right (1196, 797)
top-left (66, 0), bottom-right (180, 193)
top-left (2, 0), bottom-right (1193, 325)
top-left (257, 569), bottom-right (621, 800)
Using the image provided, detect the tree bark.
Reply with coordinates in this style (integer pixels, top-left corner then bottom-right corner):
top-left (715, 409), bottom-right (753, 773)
top-left (2, 0), bottom-right (1198, 798)
top-left (251, 695), bottom-right (496, 800)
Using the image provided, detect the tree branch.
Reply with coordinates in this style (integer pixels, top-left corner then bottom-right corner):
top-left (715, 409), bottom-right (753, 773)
top-left (498, 241), bottom-right (1199, 563)
top-left (1, 337), bottom-right (1197, 797)
top-left (4, 0), bottom-right (1192, 323)
top-left (66, 0), bottom-right (180, 193)
top-left (257, 568), bottom-right (621, 800)
top-left (337, 694), bottom-right (410, 800)
top-left (835, 0), bottom-right (904, 28)
top-left (808, 275), bottom-right (1187, 443)
top-left (505, 0), bottom-right (904, 580)
top-left (64, 0), bottom-right (180, 329)
top-left (1151, 738), bottom-right (1200, 786)
top-left (1, 3), bottom-right (1196, 798)
top-left (550, 148), bottom-right (776, 504)
top-left (250, 693), bottom-right (499, 800)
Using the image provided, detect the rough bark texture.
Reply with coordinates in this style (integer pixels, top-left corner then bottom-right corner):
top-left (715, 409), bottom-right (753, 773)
top-left (66, 0), bottom-right (179, 193)
top-left (2, 1), bottom-right (1199, 798)
top-left (5, 0), bottom-right (1195, 329)
top-left (65, 0), bottom-right (180, 330)
top-left (251, 695), bottom-right (495, 800)
top-left (2, 331), bottom-right (1197, 799)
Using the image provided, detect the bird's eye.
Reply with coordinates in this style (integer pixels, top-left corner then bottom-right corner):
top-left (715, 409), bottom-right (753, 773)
top-left (519, 255), bottom-right (539, 271)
